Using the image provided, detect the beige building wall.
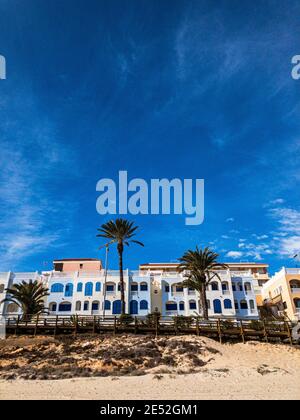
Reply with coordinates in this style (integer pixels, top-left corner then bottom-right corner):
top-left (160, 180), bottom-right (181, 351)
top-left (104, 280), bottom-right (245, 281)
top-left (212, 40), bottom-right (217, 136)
top-left (53, 259), bottom-right (102, 272)
top-left (262, 268), bottom-right (300, 321)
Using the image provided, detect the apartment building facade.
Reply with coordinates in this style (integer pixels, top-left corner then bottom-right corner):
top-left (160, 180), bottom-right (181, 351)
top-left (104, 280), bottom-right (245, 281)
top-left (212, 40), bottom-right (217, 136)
top-left (0, 259), bottom-right (269, 320)
top-left (262, 267), bottom-right (300, 321)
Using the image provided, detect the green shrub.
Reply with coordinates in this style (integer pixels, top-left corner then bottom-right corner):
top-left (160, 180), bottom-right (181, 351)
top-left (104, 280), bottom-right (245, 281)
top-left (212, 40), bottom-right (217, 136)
top-left (118, 314), bottom-right (134, 325)
top-left (174, 315), bottom-right (194, 328)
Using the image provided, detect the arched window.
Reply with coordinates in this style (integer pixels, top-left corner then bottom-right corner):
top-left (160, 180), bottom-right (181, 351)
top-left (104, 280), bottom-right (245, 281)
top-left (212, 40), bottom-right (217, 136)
top-left (140, 300), bottom-right (148, 310)
top-left (176, 285), bottom-right (184, 292)
top-left (211, 282), bottom-right (219, 291)
top-left (83, 301), bottom-right (89, 311)
top-left (234, 300), bottom-right (239, 309)
top-left (232, 283), bottom-right (236, 291)
top-left (189, 300), bottom-right (197, 310)
top-left (249, 300), bottom-right (255, 309)
top-left (290, 280), bottom-right (300, 290)
top-left (77, 282), bottom-right (83, 292)
top-left (293, 298), bottom-right (300, 309)
top-left (131, 282), bottom-right (138, 292)
top-left (224, 299), bottom-right (232, 309)
top-left (166, 301), bottom-right (177, 311)
top-left (51, 283), bottom-right (64, 293)
top-left (85, 282), bottom-right (93, 296)
top-left (179, 301), bottom-right (185, 311)
top-left (222, 282), bottom-right (229, 291)
top-left (104, 300), bottom-right (111, 310)
top-left (130, 300), bottom-right (138, 314)
top-left (95, 282), bottom-right (101, 292)
top-left (64, 283), bottom-right (73, 297)
top-left (240, 300), bottom-right (248, 309)
top-left (140, 282), bottom-right (148, 291)
top-left (244, 282), bottom-right (251, 292)
top-left (106, 282), bottom-right (115, 293)
top-left (92, 301), bottom-right (99, 311)
top-left (58, 302), bottom-right (72, 312)
top-left (165, 284), bottom-right (170, 292)
top-left (49, 302), bottom-right (57, 312)
top-left (238, 282), bottom-right (243, 292)
top-left (75, 301), bottom-right (81, 311)
top-left (0, 284), bottom-right (5, 293)
top-left (213, 299), bottom-right (222, 314)
top-left (6, 303), bottom-right (19, 313)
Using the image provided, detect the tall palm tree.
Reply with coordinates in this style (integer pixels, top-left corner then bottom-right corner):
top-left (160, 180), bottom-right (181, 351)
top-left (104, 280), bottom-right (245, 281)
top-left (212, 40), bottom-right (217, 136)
top-left (97, 218), bottom-right (144, 315)
top-left (1, 280), bottom-right (49, 319)
top-left (178, 247), bottom-right (228, 320)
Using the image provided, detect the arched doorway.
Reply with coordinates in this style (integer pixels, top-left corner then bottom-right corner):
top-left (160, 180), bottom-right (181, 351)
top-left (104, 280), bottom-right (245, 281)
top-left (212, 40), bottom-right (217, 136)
top-left (130, 300), bottom-right (138, 314)
top-left (213, 299), bottom-right (222, 314)
top-left (113, 300), bottom-right (122, 314)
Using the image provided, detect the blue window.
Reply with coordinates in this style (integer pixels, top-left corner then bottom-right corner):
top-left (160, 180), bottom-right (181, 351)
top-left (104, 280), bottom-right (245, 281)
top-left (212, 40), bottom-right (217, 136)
top-left (51, 283), bottom-right (64, 293)
top-left (188, 288), bottom-right (195, 292)
top-left (107, 284), bottom-right (114, 292)
top-left (65, 283), bottom-right (73, 297)
top-left (166, 302), bottom-right (177, 311)
top-left (232, 283), bottom-right (236, 291)
top-left (165, 285), bottom-right (170, 292)
top-left (213, 299), bottom-right (222, 314)
top-left (131, 284), bottom-right (138, 291)
top-left (140, 300), bottom-right (148, 310)
top-left (222, 283), bottom-right (228, 291)
top-left (92, 302), bottom-right (99, 310)
top-left (50, 303), bottom-right (57, 312)
top-left (58, 302), bottom-right (72, 312)
top-left (95, 282), bottom-right (101, 292)
top-left (84, 302), bottom-right (89, 311)
top-left (104, 300), bottom-right (111, 310)
top-left (85, 282), bottom-right (93, 296)
top-left (77, 282), bottom-right (83, 292)
top-left (130, 300), bottom-right (138, 314)
top-left (179, 302), bottom-right (185, 311)
top-left (224, 299), bottom-right (232, 309)
top-left (140, 283), bottom-right (148, 291)
top-left (176, 286), bottom-right (184, 292)
top-left (211, 282), bottom-right (219, 291)
top-left (189, 301), bottom-right (197, 310)
top-left (240, 300), bottom-right (248, 309)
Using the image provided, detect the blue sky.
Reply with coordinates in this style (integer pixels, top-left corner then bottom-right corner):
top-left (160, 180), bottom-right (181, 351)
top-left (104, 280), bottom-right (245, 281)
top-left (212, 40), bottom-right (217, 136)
top-left (0, 0), bottom-right (299, 275)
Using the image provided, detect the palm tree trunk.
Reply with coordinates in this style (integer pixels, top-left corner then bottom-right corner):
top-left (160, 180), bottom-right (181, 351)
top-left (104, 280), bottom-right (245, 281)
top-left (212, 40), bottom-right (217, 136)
top-left (201, 283), bottom-right (209, 320)
top-left (117, 242), bottom-right (126, 315)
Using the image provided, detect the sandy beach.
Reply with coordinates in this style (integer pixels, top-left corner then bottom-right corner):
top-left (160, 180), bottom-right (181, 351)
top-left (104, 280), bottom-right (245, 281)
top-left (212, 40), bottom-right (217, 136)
top-left (0, 335), bottom-right (299, 400)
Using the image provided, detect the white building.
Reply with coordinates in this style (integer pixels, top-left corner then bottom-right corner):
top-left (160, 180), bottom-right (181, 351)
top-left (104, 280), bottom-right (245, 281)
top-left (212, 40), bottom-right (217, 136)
top-left (0, 271), bottom-right (41, 316)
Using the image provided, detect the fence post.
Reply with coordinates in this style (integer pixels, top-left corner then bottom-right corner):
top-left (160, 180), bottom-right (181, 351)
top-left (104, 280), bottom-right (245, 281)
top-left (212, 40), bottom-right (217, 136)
top-left (262, 319), bottom-right (268, 343)
top-left (284, 321), bottom-right (293, 345)
top-left (240, 320), bottom-right (245, 344)
top-left (134, 316), bottom-right (137, 334)
top-left (54, 315), bottom-right (58, 337)
top-left (113, 316), bottom-right (117, 335)
top-left (93, 316), bottom-right (96, 334)
top-left (196, 317), bottom-right (200, 336)
top-left (34, 314), bottom-right (39, 336)
top-left (217, 319), bottom-right (222, 344)
top-left (155, 314), bottom-right (159, 338)
top-left (174, 316), bottom-right (178, 335)
top-left (15, 315), bottom-right (20, 336)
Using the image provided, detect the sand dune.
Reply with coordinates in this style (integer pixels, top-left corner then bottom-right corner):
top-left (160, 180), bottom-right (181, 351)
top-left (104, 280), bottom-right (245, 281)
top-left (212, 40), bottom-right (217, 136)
top-left (0, 335), bottom-right (299, 400)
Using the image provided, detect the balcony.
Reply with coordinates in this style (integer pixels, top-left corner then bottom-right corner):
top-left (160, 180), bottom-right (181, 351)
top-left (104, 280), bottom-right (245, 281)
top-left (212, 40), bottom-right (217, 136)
top-left (291, 288), bottom-right (300, 294)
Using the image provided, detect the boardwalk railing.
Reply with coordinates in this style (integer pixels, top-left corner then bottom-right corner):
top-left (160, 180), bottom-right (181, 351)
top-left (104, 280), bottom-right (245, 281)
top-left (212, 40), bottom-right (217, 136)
top-left (4, 315), bottom-right (298, 344)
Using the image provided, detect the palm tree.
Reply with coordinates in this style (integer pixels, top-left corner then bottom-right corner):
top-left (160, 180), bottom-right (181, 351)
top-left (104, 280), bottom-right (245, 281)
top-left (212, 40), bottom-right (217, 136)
top-left (178, 247), bottom-right (228, 320)
top-left (1, 280), bottom-right (49, 319)
top-left (97, 218), bottom-right (144, 315)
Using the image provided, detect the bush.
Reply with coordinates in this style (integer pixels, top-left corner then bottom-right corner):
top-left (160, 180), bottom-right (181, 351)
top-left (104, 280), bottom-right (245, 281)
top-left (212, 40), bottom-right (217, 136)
top-left (118, 314), bottom-right (134, 326)
top-left (221, 320), bottom-right (235, 330)
top-left (145, 312), bottom-right (161, 327)
top-left (174, 315), bottom-right (194, 328)
top-left (248, 320), bottom-right (262, 331)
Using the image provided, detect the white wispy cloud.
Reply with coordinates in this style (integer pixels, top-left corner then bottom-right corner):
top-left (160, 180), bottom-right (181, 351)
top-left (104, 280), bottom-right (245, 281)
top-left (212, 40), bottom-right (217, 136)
top-left (226, 251), bottom-right (243, 259)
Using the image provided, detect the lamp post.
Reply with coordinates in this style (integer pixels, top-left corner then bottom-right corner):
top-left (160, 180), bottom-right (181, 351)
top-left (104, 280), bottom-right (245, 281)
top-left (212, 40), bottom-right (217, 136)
top-left (102, 244), bottom-right (109, 319)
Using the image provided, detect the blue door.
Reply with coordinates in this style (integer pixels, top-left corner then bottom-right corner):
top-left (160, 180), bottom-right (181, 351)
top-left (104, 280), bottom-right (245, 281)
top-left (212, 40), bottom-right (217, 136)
top-left (113, 300), bottom-right (122, 314)
top-left (213, 299), bottom-right (222, 314)
top-left (130, 300), bottom-right (138, 314)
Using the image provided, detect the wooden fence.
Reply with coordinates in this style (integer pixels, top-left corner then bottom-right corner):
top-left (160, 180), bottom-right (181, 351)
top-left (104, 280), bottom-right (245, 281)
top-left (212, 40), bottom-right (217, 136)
top-left (4, 315), bottom-right (298, 344)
